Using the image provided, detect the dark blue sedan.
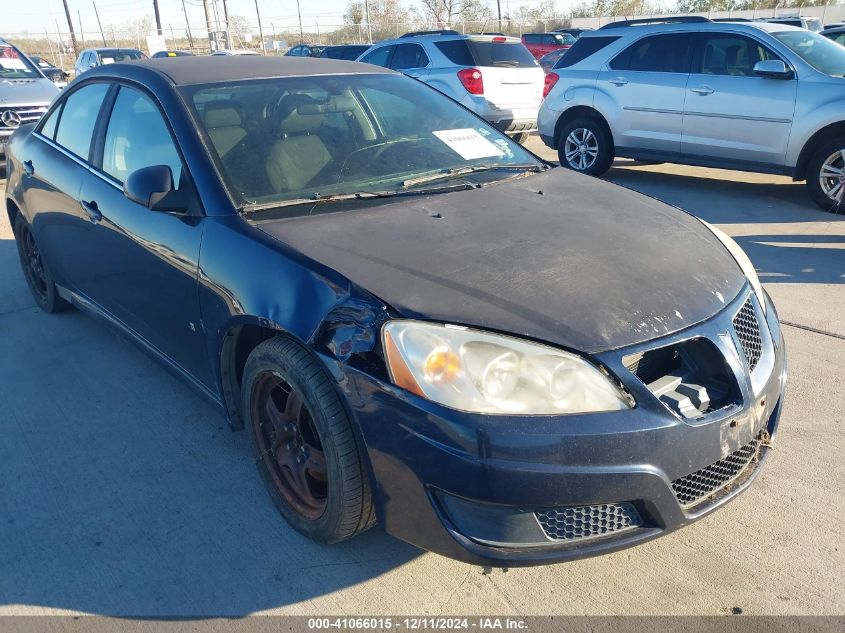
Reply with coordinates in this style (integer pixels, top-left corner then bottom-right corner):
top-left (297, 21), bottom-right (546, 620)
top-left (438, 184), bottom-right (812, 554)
top-left (4, 56), bottom-right (786, 566)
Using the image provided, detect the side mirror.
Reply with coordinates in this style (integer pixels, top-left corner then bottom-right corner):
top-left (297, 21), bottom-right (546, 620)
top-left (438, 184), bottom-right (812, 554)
top-left (753, 60), bottom-right (793, 79)
top-left (123, 165), bottom-right (188, 213)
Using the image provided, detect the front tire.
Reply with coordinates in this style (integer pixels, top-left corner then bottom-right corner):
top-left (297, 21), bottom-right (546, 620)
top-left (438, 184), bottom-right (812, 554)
top-left (510, 132), bottom-right (530, 144)
top-left (242, 335), bottom-right (374, 543)
top-left (557, 118), bottom-right (614, 176)
top-left (807, 137), bottom-right (845, 211)
top-left (13, 214), bottom-right (69, 313)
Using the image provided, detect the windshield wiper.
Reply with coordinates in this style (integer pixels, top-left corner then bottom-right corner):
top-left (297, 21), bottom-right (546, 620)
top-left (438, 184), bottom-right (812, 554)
top-left (401, 163), bottom-right (545, 188)
top-left (242, 181), bottom-right (480, 215)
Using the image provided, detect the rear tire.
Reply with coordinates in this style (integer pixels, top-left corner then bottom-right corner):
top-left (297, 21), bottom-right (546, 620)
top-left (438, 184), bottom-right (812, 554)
top-left (13, 214), bottom-right (69, 313)
top-left (806, 137), bottom-right (845, 212)
top-left (510, 132), bottom-right (530, 144)
top-left (242, 335), bottom-right (375, 544)
top-left (557, 117), bottom-right (614, 176)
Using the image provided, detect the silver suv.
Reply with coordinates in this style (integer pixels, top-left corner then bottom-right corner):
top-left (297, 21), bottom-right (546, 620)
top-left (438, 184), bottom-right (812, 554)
top-left (358, 31), bottom-right (544, 141)
top-left (538, 17), bottom-right (845, 209)
top-left (0, 38), bottom-right (59, 163)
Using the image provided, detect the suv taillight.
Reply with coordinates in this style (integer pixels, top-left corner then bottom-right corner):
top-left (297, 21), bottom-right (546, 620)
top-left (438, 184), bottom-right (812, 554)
top-left (543, 72), bottom-right (559, 99)
top-left (458, 68), bottom-right (484, 95)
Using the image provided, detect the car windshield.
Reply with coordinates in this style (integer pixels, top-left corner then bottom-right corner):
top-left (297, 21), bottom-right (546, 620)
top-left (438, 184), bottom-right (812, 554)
top-left (182, 74), bottom-right (542, 211)
top-left (773, 30), bottom-right (845, 76)
top-left (556, 33), bottom-right (577, 45)
top-left (0, 45), bottom-right (41, 79)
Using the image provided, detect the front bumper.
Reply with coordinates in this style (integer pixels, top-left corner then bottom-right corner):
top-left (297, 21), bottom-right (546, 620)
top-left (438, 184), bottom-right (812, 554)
top-left (330, 288), bottom-right (786, 566)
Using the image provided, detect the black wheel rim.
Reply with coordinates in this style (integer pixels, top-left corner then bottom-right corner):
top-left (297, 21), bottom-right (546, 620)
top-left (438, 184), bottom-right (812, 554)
top-left (251, 372), bottom-right (328, 520)
top-left (20, 225), bottom-right (49, 301)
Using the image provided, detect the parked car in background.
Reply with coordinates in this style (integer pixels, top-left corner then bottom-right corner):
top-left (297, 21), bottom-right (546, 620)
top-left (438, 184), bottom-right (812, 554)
top-left (152, 50), bottom-right (194, 58)
top-left (358, 31), bottom-right (544, 141)
top-left (539, 17), bottom-right (845, 209)
top-left (538, 48), bottom-right (568, 73)
top-left (821, 26), bottom-right (845, 46)
top-left (0, 38), bottom-right (59, 163)
top-left (74, 48), bottom-right (146, 75)
top-left (29, 55), bottom-right (70, 87)
top-left (210, 49), bottom-right (261, 56)
top-left (285, 44), bottom-right (327, 57)
top-left (553, 27), bottom-right (593, 38)
top-left (5, 55), bottom-right (786, 566)
top-left (761, 16), bottom-right (823, 32)
top-left (319, 44), bottom-right (371, 60)
top-left (521, 32), bottom-right (576, 59)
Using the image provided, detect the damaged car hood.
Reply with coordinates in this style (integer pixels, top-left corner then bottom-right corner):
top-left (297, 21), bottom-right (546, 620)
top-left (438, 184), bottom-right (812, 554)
top-left (253, 169), bottom-right (745, 353)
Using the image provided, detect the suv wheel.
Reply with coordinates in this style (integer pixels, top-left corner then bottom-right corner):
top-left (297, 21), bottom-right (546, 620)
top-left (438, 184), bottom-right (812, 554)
top-left (807, 138), bottom-right (845, 211)
top-left (557, 118), bottom-right (614, 176)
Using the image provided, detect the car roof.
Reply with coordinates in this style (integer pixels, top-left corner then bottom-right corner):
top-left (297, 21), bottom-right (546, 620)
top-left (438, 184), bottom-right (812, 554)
top-left (584, 19), bottom-right (802, 35)
top-left (373, 33), bottom-right (520, 46)
top-left (821, 26), bottom-right (845, 34)
top-left (91, 56), bottom-right (394, 86)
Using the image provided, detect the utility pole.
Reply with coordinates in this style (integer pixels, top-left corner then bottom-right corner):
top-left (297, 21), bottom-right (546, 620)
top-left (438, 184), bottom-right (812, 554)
top-left (93, 2), bottom-right (107, 46)
top-left (181, 0), bottom-right (194, 49)
top-left (254, 0), bottom-right (266, 55)
top-left (153, 0), bottom-right (163, 35)
top-left (497, 0), bottom-right (502, 32)
top-left (222, 0), bottom-right (232, 50)
top-left (295, 0), bottom-right (304, 43)
top-left (202, 0), bottom-right (215, 50)
top-left (364, 0), bottom-right (372, 43)
top-left (44, 27), bottom-right (59, 68)
top-left (61, 0), bottom-right (79, 58)
top-left (78, 11), bottom-right (86, 48)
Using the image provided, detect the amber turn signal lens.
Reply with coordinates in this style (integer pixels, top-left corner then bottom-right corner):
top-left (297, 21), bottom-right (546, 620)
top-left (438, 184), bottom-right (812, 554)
top-left (383, 329), bottom-right (425, 397)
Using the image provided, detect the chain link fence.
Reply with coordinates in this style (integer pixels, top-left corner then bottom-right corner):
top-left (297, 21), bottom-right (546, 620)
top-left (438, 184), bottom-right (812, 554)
top-left (6, 4), bottom-right (845, 74)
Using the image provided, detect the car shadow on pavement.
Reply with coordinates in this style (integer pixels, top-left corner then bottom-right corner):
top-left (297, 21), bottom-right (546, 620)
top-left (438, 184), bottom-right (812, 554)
top-left (605, 162), bottom-right (843, 225)
top-left (0, 233), bottom-right (422, 617)
top-left (735, 234), bottom-right (845, 285)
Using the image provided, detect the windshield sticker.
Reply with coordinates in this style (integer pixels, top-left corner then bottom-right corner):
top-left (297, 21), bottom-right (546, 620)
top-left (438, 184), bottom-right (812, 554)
top-left (101, 58), bottom-right (116, 64)
top-left (0, 58), bottom-right (27, 70)
top-left (433, 128), bottom-right (505, 161)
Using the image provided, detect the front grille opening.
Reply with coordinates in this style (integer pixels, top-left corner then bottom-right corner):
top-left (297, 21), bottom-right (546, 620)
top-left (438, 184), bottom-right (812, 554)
top-left (535, 502), bottom-right (643, 542)
top-left (733, 298), bottom-right (763, 371)
top-left (672, 433), bottom-right (766, 509)
top-left (624, 338), bottom-right (740, 419)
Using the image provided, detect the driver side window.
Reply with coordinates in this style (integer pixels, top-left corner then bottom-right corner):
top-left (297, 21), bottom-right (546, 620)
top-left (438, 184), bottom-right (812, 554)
top-left (101, 86), bottom-right (184, 187)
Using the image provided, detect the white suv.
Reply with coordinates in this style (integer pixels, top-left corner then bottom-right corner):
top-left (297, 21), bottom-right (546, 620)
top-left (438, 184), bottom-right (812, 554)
top-left (358, 31), bottom-right (544, 141)
top-left (538, 17), bottom-right (845, 210)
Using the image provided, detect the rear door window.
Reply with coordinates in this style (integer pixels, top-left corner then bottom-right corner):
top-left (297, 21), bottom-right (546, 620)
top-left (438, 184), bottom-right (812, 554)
top-left (610, 33), bottom-right (694, 73)
top-left (360, 45), bottom-right (393, 67)
top-left (54, 82), bottom-right (110, 160)
top-left (555, 36), bottom-right (620, 69)
top-left (390, 43), bottom-right (429, 70)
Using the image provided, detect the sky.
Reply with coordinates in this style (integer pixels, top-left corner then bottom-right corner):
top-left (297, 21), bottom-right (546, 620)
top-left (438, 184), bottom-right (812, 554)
top-left (5, 0), bottom-right (572, 37)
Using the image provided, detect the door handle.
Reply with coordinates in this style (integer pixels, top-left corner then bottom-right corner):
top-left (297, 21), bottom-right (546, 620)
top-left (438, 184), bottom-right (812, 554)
top-left (22, 160), bottom-right (34, 176)
top-left (609, 77), bottom-right (629, 86)
top-left (690, 86), bottom-right (715, 95)
top-left (81, 199), bottom-right (102, 223)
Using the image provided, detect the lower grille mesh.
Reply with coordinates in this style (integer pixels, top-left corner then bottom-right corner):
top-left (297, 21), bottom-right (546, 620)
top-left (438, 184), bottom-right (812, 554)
top-left (672, 435), bottom-right (763, 508)
top-left (733, 298), bottom-right (763, 371)
top-left (535, 503), bottom-right (642, 541)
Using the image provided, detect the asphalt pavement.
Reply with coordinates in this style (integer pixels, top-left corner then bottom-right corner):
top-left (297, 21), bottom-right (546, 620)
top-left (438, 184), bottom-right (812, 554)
top-left (1, 141), bottom-right (843, 616)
